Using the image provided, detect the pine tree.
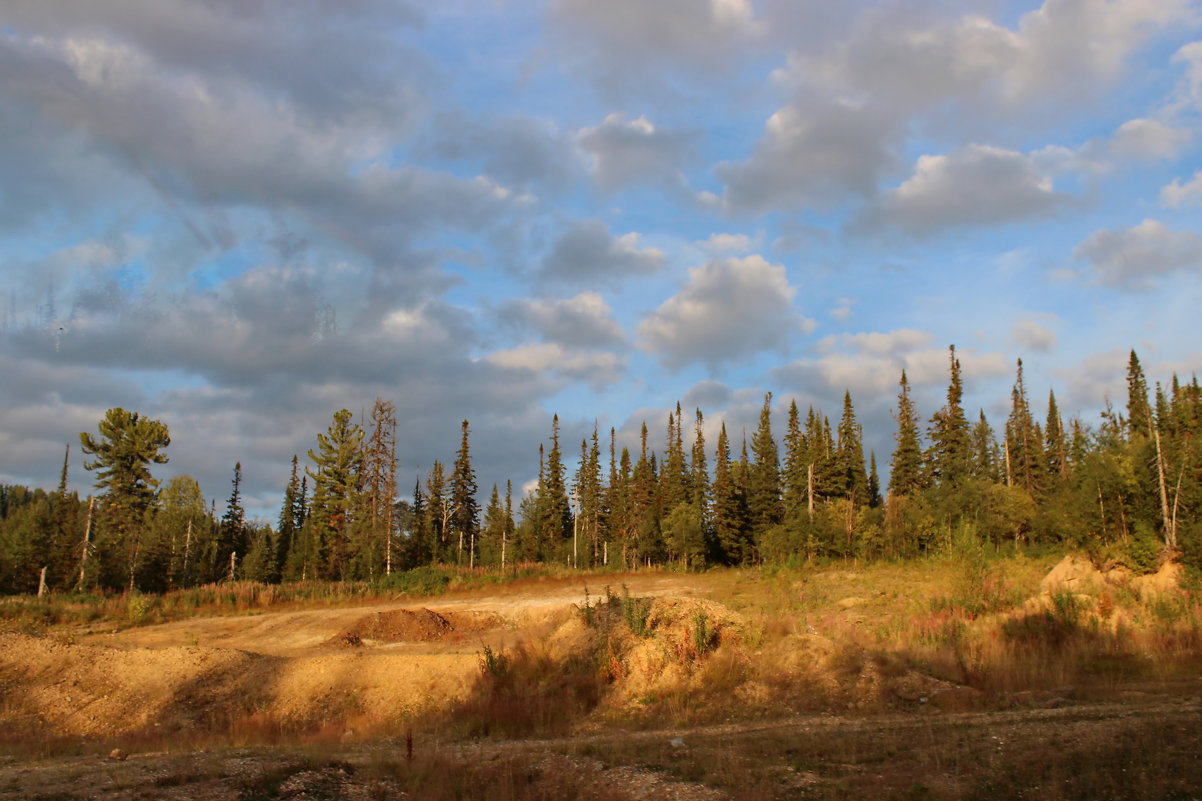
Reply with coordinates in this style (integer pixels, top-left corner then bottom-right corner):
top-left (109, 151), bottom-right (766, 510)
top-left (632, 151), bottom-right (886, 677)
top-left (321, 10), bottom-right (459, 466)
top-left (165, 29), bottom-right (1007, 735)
top-left (972, 410), bottom-right (999, 482)
top-left (711, 422), bottom-right (749, 564)
top-left (537, 415), bottom-right (572, 555)
top-left (1005, 359), bottom-right (1042, 496)
top-left (425, 461), bottom-right (449, 562)
top-left (362, 399), bottom-right (398, 575)
top-left (690, 409), bottom-right (709, 513)
top-left (1127, 350), bottom-right (1152, 438)
top-left (889, 371), bottom-right (923, 497)
top-left (217, 462), bottom-right (246, 580)
top-left (1045, 390), bottom-right (1070, 483)
top-left (573, 427), bottom-right (603, 566)
top-left (926, 346), bottom-right (972, 486)
top-left (867, 452), bottom-right (882, 508)
top-left (782, 400), bottom-right (807, 521)
top-left (835, 391), bottom-right (869, 504)
top-left (307, 409), bottom-right (364, 579)
top-left (277, 455), bottom-right (302, 579)
top-left (661, 405), bottom-right (689, 512)
top-left (747, 393), bottom-right (783, 533)
top-left (450, 420), bottom-right (479, 565)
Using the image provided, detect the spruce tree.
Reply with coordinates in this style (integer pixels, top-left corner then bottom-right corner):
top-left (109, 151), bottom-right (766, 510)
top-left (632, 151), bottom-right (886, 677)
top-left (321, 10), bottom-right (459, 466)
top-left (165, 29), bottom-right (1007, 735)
top-left (307, 409), bottom-right (364, 579)
top-left (972, 410), bottom-right (999, 482)
top-left (277, 455), bottom-right (302, 578)
top-left (217, 462), bottom-right (246, 580)
top-left (926, 346), bottom-right (972, 486)
top-left (450, 420), bottom-right (479, 565)
top-left (1127, 350), bottom-right (1152, 438)
top-left (1005, 359), bottom-right (1042, 496)
top-left (867, 452), bottom-right (882, 508)
top-left (537, 415), bottom-right (572, 555)
top-left (690, 409), bottom-right (709, 513)
top-left (747, 393), bottom-right (783, 532)
top-left (889, 371), bottom-right (923, 497)
top-left (835, 391), bottom-right (869, 504)
top-left (782, 400), bottom-right (807, 521)
top-left (711, 422), bottom-right (749, 564)
top-left (1045, 390), bottom-right (1070, 483)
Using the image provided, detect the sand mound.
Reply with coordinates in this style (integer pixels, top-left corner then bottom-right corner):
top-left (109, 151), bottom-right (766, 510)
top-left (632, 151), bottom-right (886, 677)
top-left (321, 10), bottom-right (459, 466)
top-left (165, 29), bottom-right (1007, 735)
top-left (331, 608), bottom-right (505, 647)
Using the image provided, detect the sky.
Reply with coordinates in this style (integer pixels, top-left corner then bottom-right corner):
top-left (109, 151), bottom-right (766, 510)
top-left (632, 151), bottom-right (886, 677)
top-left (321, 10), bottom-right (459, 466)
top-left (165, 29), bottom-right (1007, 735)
top-left (2, 0), bottom-right (1202, 519)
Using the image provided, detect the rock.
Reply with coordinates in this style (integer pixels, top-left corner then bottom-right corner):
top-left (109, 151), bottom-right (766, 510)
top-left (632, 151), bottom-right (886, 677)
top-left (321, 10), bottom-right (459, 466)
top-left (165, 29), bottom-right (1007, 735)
top-left (1132, 561), bottom-right (1184, 599)
top-left (670, 737), bottom-right (686, 749)
top-left (1039, 554), bottom-right (1101, 595)
top-left (108, 748), bottom-right (127, 761)
top-left (837, 597), bottom-right (870, 609)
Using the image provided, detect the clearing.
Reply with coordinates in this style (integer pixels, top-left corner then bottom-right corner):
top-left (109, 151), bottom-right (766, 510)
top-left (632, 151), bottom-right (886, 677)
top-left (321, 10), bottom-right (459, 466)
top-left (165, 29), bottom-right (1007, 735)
top-left (2, 559), bottom-right (1200, 799)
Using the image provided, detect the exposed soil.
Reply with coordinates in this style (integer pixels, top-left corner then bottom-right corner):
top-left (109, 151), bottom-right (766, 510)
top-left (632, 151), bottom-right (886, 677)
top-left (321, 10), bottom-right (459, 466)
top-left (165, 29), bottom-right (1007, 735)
top-left (2, 565), bottom-right (1200, 799)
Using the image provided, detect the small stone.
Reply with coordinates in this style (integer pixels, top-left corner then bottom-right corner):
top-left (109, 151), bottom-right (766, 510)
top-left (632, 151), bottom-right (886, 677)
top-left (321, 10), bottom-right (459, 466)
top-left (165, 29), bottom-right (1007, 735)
top-left (108, 749), bottom-right (127, 761)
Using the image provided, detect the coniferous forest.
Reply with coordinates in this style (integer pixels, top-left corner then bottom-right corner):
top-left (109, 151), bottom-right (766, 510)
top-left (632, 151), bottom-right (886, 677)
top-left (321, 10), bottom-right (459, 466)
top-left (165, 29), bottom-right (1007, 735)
top-left (1, 346), bottom-right (1198, 595)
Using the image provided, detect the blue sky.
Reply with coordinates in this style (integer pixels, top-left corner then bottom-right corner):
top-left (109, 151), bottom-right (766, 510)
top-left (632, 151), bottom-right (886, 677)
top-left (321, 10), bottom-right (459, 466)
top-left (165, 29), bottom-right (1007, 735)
top-left (2, 0), bottom-right (1202, 518)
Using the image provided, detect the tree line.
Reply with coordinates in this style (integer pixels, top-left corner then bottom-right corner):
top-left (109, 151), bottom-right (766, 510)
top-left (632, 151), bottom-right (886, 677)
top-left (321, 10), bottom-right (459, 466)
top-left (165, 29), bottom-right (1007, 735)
top-left (0, 346), bottom-right (1198, 594)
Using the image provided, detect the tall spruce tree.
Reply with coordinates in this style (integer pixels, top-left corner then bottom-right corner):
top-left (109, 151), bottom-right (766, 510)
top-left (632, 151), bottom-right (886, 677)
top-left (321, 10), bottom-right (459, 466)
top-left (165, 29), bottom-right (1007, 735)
top-left (450, 420), bottom-right (479, 565)
top-left (217, 462), bottom-right (246, 580)
top-left (537, 415), bottom-right (572, 554)
top-left (889, 371), bottom-right (923, 497)
top-left (1127, 350), bottom-right (1152, 438)
top-left (748, 393), bottom-right (783, 533)
top-left (835, 391), bottom-right (869, 503)
top-left (711, 422), bottom-right (749, 564)
top-left (926, 346), bottom-right (972, 486)
top-left (307, 409), bottom-right (364, 579)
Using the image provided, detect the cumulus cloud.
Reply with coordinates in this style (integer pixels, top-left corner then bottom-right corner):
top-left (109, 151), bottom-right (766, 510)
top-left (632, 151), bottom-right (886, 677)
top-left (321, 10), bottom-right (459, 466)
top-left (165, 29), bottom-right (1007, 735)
top-left (419, 112), bottom-right (580, 194)
top-left (722, 0), bottom-right (1192, 216)
top-left (774, 331), bottom-right (1007, 398)
top-left (549, 0), bottom-right (759, 94)
top-left (538, 219), bottom-right (666, 286)
top-left (1075, 219), bottom-right (1202, 289)
top-left (861, 145), bottom-right (1068, 234)
top-left (637, 255), bottom-right (810, 369)
top-left (577, 113), bottom-right (697, 192)
top-left (1161, 171), bottom-right (1202, 208)
top-left (485, 343), bottom-right (625, 388)
top-left (717, 99), bottom-right (896, 214)
top-left (1013, 315), bottom-right (1059, 352)
top-left (498, 292), bottom-right (627, 349)
top-left (1109, 118), bottom-right (1192, 162)
top-left (696, 232), bottom-right (759, 255)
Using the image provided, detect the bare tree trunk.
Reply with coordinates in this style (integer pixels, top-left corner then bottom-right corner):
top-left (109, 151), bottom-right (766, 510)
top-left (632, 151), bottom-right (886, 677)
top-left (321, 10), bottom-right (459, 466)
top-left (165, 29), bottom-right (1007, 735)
top-left (807, 464), bottom-right (814, 520)
top-left (1096, 480), bottom-right (1106, 540)
top-left (1154, 429), bottom-right (1175, 547)
top-left (228, 551), bottom-right (237, 582)
top-left (1004, 440), bottom-right (1013, 488)
top-left (37, 566), bottom-right (47, 597)
top-left (77, 497), bottom-right (94, 591)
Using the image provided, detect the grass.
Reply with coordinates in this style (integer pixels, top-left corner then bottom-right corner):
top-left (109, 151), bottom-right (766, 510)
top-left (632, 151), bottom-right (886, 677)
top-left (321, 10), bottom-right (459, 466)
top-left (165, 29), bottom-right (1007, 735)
top-left (0, 562), bottom-right (583, 634)
top-left (4, 550), bottom-right (1202, 799)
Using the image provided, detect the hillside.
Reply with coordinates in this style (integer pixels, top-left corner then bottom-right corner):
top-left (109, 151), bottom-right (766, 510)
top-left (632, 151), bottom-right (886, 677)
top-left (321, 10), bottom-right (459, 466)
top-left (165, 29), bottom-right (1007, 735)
top-left (2, 555), bottom-right (1201, 799)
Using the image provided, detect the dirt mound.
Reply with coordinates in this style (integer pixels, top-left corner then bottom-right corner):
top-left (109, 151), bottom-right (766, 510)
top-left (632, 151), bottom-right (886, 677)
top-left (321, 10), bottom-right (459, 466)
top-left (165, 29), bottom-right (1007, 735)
top-left (331, 608), bottom-right (505, 647)
top-left (1039, 554), bottom-right (1102, 595)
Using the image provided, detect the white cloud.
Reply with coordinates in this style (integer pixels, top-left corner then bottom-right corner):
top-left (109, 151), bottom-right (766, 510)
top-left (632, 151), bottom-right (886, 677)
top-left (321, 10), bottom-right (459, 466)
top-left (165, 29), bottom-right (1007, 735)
top-left (1161, 171), bottom-right (1202, 208)
top-left (696, 232), bottom-right (758, 255)
top-left (577, 113), bottom-right (696, 192)
top-left (549, 0), bottom-right (759, 93)
top-left (1075, 219), bottom-right (1202, 289)
top-left (864, 144), bottom-right (1067, 234)
top-left (717, 99), bottom-right (895, 214)
top-left (1013, 315), bottom-right (1059, 352)
top-left (499, 292), bottom-right (627, 349)
top-left (774, 333), bottom-right (1008, 399)
top-left (638, 255), bottom-right (809, 368)
top-left (486, 343), bottom-right (625, 387)
top-left (1109, 118), bottom-right (1192, 162)
top-left (538, 220), bottom-right (666, 286)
